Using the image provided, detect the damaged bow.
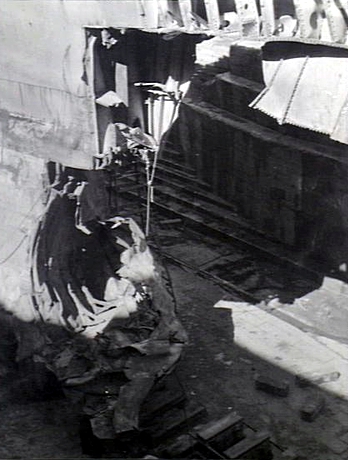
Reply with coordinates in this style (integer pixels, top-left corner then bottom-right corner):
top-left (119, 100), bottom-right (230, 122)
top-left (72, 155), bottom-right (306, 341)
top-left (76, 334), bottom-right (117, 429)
top-left (29, 171), bottom-right (187, 438)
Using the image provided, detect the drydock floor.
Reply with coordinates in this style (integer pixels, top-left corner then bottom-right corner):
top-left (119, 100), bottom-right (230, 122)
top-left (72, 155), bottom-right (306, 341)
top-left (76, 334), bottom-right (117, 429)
top-left (0, 216), bottom-right (348, 459)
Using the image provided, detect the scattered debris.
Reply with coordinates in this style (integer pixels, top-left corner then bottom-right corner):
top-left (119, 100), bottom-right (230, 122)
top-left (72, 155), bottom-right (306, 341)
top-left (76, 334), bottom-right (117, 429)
top-left (95, 90), bottom-right (123, 107)
top-left (224, 429), bottom-right (272, 459)
top-left (159, 218), bottom-right (183, 226)
top-left (295, 371), bottom-right (340, 388)
top-left (239, 357), bottom-right (252, 365)
top-left (300, 393), bottom-right (325, 422)
top-left (152, 390), bottom-right (274, 460)
top-left (214, 352), bottom-right (232, 365)
top-left (281, 447), bottom-right (304, 459)
top-left (101, 28), bottom-right (118, 49)
top-left (254, 373), bottom-right (290, 397)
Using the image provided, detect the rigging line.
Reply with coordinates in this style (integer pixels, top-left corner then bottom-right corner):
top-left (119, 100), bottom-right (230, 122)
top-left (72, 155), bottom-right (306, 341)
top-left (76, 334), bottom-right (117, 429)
top-left (0, 233), bottom-right (28, 265)
top-left (149, 213), bottom-right (178, 313)
top-left (0, 188), bottom-right (49, 263)
top-left (6, 189), bottom-right (46, 234)
top-left (0, 76), bottom-right (87, 99)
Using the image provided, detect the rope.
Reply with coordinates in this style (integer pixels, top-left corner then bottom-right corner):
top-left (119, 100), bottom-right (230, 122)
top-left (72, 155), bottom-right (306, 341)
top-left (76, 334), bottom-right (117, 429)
top-left (0, 234), bottom-right (28, 265)
top-left (148, 213), bottom-right (179, 313)
top-left (0, 189), bottom-right (48, 265)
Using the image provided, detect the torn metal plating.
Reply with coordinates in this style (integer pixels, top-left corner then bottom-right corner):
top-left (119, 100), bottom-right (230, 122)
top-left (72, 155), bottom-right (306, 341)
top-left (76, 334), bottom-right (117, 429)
top-left (29, 172), bottom-right (187, 437)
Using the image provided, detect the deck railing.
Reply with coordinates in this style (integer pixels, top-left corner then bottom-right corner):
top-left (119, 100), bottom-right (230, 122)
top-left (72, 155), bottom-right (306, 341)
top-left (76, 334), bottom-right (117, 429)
top-left (143, 0), bottom-right (348, 44)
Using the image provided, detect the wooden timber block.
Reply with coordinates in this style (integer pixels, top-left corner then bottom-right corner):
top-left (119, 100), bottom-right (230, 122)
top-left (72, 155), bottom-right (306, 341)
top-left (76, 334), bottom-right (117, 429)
top-left (145, 400), bottom-right (207, 445)
top-left (300, 393), bottom-right (325, 422)
top-left (140, 375), bottom-right (187, 426)
top-left (158, 412), bottom-right (245, 458)
top-left (254, 373), bottom-right (290, 397)
top-left (194, 412), bottom-right (245, 452)
top-left (295, 371), bottom-right (340, 388)
top-left (224, 430), bottom-right (272, 459)
top-left (157, 433), bottom-right (196, 458)
top-left (159, 218), bottom-right (183, 226)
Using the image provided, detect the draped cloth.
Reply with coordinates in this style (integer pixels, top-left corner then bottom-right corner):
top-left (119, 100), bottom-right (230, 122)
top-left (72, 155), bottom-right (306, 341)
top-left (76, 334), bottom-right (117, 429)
top-left (250, 40), bottom-right (348, 145)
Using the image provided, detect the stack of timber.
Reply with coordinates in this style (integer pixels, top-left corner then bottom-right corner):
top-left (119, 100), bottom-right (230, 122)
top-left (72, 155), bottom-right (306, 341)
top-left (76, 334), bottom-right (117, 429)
top-left (81, 373), bottom-right (275, 459)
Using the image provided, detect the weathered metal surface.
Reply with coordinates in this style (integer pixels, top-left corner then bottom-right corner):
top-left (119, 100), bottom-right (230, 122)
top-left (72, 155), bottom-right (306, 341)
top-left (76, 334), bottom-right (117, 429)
top-left (0, 148), bottom-right (47, 322)
top-left (0, 2), bottom-right (150, 169)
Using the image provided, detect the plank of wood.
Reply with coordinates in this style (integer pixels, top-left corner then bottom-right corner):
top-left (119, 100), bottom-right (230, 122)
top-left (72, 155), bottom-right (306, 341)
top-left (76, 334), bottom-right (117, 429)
top-left (300, 393), bottom-right (325, 422)
top-left (194, 412), bottom-right (244, 451)
top-left (224, 430), bottom-right (272, 459)
top-left (140, 376), bottom-right (186, 425)
top-left (115, 62), bottom-right (129, 107)
top-left (145, 400), bottom-right (207, 444)
top-left (254, 373), bottom-right (290, 397)
top-left (158, 433), bottom-right (196, 458)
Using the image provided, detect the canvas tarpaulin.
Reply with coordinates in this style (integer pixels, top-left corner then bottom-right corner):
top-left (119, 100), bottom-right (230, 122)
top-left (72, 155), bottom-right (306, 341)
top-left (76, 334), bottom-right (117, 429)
top-left (250, 40), bottom-right (348, 145)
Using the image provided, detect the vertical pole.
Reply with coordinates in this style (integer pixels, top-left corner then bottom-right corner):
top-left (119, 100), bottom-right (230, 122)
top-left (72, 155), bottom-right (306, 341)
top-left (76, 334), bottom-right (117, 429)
top-left (234, 0), bottom-right (260, 38)
top-left (203, 0), bottom-right (220, 30)
top-left (157, 0), bottom-right (170, 27)
top-left (259, 0), bottom-right (275, 37)
top-left (158, 94), bottom-right (165, 141)
top-left (86, 34), bottom-right (101, 165)
top-left (149, 93), bottom-right (155, 137)
top-left (178, 0), bottom-right (193, 29)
